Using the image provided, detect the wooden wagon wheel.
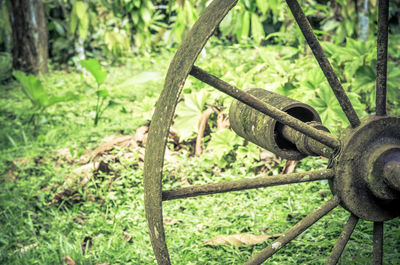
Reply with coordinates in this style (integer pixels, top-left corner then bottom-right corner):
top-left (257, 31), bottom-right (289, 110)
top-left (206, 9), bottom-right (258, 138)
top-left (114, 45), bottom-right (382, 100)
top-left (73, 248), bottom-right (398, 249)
top-left (144, 0), bottom-right (400, 264)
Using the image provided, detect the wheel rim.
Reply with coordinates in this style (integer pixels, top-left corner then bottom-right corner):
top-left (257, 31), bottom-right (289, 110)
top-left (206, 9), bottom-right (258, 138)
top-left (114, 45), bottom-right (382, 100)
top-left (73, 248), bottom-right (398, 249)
top-left (144, 0), bottom-right (398, 264)
top-left (144, 1), bottom-right (238, 264)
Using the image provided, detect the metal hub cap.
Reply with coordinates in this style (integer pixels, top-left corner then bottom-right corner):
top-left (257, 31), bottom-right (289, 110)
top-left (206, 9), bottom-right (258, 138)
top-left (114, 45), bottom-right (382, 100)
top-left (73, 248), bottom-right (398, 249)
top-left (332, 115), bottom-right (400, 222)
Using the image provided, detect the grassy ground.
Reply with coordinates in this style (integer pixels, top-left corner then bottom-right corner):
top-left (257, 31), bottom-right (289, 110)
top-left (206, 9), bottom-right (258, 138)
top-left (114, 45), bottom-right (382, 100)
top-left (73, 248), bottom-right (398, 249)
top-left (1, 44), bottom-right (399, 265)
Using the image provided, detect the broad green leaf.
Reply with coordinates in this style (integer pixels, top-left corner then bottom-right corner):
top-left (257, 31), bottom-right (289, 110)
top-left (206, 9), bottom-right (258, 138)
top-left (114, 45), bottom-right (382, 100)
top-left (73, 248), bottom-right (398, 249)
top-left (74, 1), bottom-right (87, 20)
top-left (81, 59), bottom-right (107, 87)
top-left (140, 7), bottom-right (152, 24)
top-left (133, 0), bottom-right (141, 8)
top-left (70, 9), bottom-right (78, 34)
top-left (47, 92), bottom-right (80, 107)
top-left (353, 65), bottom-right (375, 92)
top-left (70, 1), bottom-right (87, 36)
top-left (207, 129), bottom-right (243, 162)
top-left (174, 90), bottom-right (208, 140)
top-left (96, 89), bottom-right (109, 98)
top-left (236, 142), bottom-right (260, 162)
top-left (251, 13), bottom-right (264, 43)
top-left (240, 11), bottom-right (250, 41)
top-left (219, 11), bottom-right (233, 36)
top-left (78, 12), bottom-right (89, 40)
top-left (256, 0), bottom-right (268, 14)
top-left (13, 70), bottom-right (48, 108)
top-left (133, 96), bottom-right (157, 121)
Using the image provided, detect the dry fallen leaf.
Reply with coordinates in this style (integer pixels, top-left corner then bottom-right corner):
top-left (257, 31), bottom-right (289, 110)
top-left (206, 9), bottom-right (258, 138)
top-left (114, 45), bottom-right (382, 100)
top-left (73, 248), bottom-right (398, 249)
top-left (73, 217), bottom-right (85, 225)
top-left (5, 157), bottom-right (32, 181)
top-left (260, 150), bottom-right (276, 161)
top-left (123, 231), bottom-right (133, 242)
top-left (216, 112), bottom-right (230, 131)
top-left (282, 160), bottom-right (297, 174)
top-left (196, 224), bottom-right (206, 231)
top-left (91, 135), bottom-right (136, 161)
top-left (163, 217), bottom-right (181, 225)
top-left (169, 127), bottom-right (180, 145)
top-left (17, 243), bottom-right (38, 254)
top-left (133, 126), bottom-right (149, 145)
top-left (204, 233), bottom-right (282, 247)
top-left (73, 162), bottom-right (100, 176)
top-left (164, 147), bottom-right (180, 164)
top-left (55, 148), bottom-right (74, 165)
top-left (179, 176), bottom-right (191, 187)
top-left (63, 256), bottom-right (76, 265)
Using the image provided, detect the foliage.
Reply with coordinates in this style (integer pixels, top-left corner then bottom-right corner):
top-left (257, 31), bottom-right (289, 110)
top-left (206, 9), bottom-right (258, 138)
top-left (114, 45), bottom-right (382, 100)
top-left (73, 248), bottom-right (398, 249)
top-left (1, 41), bottom-right (400, 264)
top-left (323, 38), bottom-right (400, 112)
top-left (33, 0), bottom-right (400, 65)
top-left (206, 129), bottom-right (244, 168)
top-left (166, 0), bottom-right (200, 44)
top-left (0, 52), bottom-right (12, 82)
top-left (69, 1), bottom-right (90, 41)
top-left (0, 0), bottom-right (12, 52)
top-left (174, 90), bottom-right (208, 140)
top-left (81, 59), bottom-right (112, 126)
top-left (220, 0), bottom-right (281, 43)
top-left (12, 70), bottom-right (79, 128)
top-left (101, 0), bottom-right (165, 52)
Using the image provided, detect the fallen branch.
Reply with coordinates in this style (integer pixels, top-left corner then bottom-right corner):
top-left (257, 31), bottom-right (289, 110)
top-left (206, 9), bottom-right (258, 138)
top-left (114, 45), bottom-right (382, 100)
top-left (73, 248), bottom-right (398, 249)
top-left (195, 108), bottom-right (214, 156)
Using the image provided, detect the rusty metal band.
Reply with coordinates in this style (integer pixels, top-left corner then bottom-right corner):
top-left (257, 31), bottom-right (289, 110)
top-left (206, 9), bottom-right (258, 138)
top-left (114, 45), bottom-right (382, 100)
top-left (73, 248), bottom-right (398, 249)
top-left (190, 66), bottom-right (340, 149)
top-left (376, 0), bottom-right (389, 116)
top-left (162, 169), bottom-right (334, 201)
top-left (373, 222), bottom-right (384, 265)
top-left (326, 214), bottom-right (359, 265)
top-left (285, 0), bottom-right (361, 128)
top-left (143, 0), bottom-right (238, 264)
top-left (245, 196), bottom-right (341, 265)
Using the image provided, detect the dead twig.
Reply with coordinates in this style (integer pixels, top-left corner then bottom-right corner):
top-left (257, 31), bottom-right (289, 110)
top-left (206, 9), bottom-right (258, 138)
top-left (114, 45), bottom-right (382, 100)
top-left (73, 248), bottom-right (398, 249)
top-left (195, 108), bottom-right (214, 156)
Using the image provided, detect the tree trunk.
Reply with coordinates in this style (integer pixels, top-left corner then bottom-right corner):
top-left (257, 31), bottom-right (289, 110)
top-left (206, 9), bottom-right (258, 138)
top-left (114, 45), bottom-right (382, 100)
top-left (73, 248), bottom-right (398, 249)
top-left (10, 0), bottom-right (48, 74)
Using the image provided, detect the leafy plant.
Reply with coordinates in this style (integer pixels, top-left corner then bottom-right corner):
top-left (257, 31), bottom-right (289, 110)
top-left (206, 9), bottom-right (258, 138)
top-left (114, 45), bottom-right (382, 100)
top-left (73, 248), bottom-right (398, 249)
top-left (69, 1), bottom-right (90, 42)
top-left (13, 70), bottom-right (79, 127)
top-left (174, 90), bottom-right (209, 140)
top-left (104, 27), bottom-right (131, 58)
top-left (219, 0), bottom-right (268, 43)
top-left (166, 0), bottom-right (199, 44)
top-left (102, 0), bottom-right (166, 52)
top-left (206, 128), bottom-right (243, 168)
top-left (81, 59), bottom-right (112, 126)
top-left (0, 52), bottom-right (12, 82)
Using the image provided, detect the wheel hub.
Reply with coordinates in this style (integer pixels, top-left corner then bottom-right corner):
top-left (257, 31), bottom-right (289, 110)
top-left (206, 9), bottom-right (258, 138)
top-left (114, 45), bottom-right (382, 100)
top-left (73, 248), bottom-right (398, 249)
top-left (332, 115), bottom-right (400, 221)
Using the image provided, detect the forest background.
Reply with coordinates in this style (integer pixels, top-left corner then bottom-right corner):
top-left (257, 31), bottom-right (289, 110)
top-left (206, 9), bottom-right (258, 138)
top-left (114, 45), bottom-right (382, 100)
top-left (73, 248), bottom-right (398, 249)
top-left (1, 0), bottom-right (400, 264)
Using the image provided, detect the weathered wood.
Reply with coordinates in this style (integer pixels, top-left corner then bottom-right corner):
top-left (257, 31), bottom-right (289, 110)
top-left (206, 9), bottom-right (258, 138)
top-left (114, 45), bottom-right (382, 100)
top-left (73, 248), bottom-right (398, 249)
top-left (10, 0), bottom-right (48, 74)
top-left (162, 169), bottom-right (334, 201)
top-left (143, 1), bottom-right (238, 264)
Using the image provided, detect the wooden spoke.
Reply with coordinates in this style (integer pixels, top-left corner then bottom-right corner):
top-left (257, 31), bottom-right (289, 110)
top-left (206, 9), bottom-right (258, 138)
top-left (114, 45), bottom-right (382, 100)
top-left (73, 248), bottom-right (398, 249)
top-left (376, 0), bottom-right (389, 116)
top-left (245, 196), bottom-right (341, 265)
top-left (162, 169), bottom-right (334, 201)
top-left (189, 66), bottom-right (340, 149)
top-left (326, 214), bottom-right (359, 265)
top-left (285, 0), bottom-right (361, 128)
top-left (373, 222), bottom-right (384, 265)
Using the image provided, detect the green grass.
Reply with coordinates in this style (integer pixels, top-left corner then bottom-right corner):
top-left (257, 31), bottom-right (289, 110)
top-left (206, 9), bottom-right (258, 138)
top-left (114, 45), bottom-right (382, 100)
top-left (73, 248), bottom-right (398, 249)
top-left (1, 44), bottom-right (400, 265)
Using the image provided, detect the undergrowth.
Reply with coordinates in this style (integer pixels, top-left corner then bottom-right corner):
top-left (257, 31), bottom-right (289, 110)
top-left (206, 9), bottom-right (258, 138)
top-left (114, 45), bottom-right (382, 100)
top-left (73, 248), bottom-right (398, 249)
top-left (1, 42), bottom-right (399, 264)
